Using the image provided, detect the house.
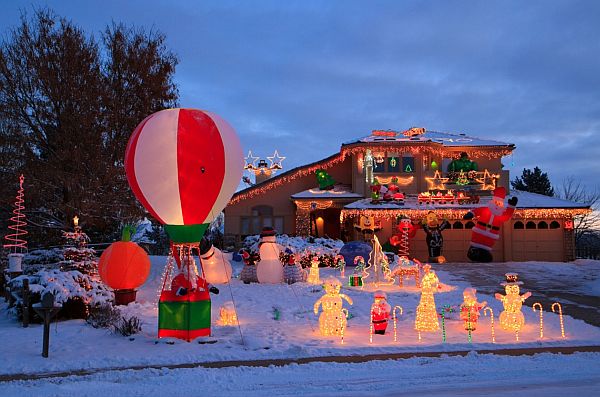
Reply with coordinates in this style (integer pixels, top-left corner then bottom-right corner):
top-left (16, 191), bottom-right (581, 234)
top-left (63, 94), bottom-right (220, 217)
top-left (225, 128), bottom-right (589, 262)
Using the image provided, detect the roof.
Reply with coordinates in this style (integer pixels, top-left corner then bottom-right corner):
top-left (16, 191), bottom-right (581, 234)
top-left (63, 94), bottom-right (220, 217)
top-left (343, 190), bottom-right (590, 211)
top-left (342, 129), bottom-right (514, 148)
top-left (291, 184), bottom-right (364, 200)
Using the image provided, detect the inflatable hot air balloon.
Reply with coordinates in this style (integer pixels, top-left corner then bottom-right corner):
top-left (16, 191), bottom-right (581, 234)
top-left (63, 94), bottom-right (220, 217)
top-left (125, 108), bottom-right (243, 342)
top-left (125, 108), bottom-right (243, 243)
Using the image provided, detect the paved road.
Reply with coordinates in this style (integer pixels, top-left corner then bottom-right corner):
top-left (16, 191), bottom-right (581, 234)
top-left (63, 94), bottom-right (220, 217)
top-left (438, 262), bottom-right (600, 327)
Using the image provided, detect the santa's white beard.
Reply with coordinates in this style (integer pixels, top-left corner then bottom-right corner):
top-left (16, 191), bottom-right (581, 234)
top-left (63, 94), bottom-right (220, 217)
top-left (489, 204), bottom-right (504, 216)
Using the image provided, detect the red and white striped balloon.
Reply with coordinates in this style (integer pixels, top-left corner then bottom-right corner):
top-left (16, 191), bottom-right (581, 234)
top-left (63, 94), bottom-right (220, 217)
top-left (125, 108), bottom-right (243, 226)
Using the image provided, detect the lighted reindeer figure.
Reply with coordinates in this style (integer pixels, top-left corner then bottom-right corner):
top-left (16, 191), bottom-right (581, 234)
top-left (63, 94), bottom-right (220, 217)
top-left (495, 273), bottom-right (531, 337)
top-left (314, 277), bottom-right (353, 336)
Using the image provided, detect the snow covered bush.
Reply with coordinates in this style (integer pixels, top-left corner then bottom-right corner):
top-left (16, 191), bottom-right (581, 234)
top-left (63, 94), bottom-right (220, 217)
top-left (87, 303), bottom-right (121, 329)
top-left (243, 235), bottom-right (344, 256)
top-left (114, 315), bottom-right (142, 336)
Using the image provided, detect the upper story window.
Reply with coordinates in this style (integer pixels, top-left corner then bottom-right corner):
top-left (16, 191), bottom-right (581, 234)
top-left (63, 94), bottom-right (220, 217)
top-left (402, 155), bottom-right (415, 173)
top-left (372, 152), bottom-right (416, 173)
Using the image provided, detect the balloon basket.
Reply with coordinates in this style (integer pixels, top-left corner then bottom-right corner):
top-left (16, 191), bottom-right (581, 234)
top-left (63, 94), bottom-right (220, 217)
top-left (114, 289), bottom-right (137, 306)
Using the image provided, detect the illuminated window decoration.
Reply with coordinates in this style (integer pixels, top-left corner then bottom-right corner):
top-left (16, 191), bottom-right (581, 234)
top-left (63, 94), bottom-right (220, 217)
top-left (4, 174), bottom-right (28, 273)
top-left (218, 301), bottom-right (238, 326)
top-left (334, 255), bottom-right (346, 278)
top-left (551, 302), bottom-right (565, 338)
top-left (374, 152), bottom-right (385, 164)
top-left (564, 219), bottom-right (574, 230)
top-left (460, 288), bottom-right (487, 342)
top-left (364, 235), bottom-right (395, 287)
top-left (389, 157), bottom-right (397, 168)
top-left (267, 150), bottom-right (286, 170)
top-left (475, 169), bottom-right (499, 190)
top-left (402, 156), bottom-right (415, 173)
top-left (465, 187), bottom-right (517, 263)
top-left (391, 256), bottom-right (421, 288)
top-left (532, 302), bottom-right (544, 339)
top-left (425, 170), bottom-right (449, 190)
top-left (306, 255), bottom-right (322, 285)
top-left (364, 149), bottom-right (374, 184)
top-left (495, 273), bottom-right (531, 341)
top-left (313, 277), bottom-right (353, 337)
top-left (438, 305), bottom-right (456, 343)
top-left (483, 307), bottom-right (495, 343)
top-left (392, 305), bottom-right (404, 342)
top-left (369, 291), bottom-right (392, 342)
top-left (243, 150), bottom-right (260, 170)
top-left (415, 264), bottom-right (441, 340)
top-left (349, 256), bottom-right (365, 287)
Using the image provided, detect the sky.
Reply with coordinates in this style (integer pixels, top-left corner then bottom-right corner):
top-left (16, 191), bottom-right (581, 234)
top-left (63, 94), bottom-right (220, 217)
top-left (1, 0), bottom-right (599, 192)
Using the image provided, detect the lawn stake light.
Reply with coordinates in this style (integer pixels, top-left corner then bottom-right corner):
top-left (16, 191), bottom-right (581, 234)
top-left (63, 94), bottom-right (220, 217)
top-left (532, 302), bottom-right (544, 339)
top-left (551, 302), bottom-right (565, 338)
top-left (393, 305), bottom-right (404, 342)
top-left (483, 307), bottom-right (495, 343)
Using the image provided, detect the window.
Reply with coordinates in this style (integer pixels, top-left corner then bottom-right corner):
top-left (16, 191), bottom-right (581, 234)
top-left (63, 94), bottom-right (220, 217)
top-left (550, 221), bottom-right (561, 229)
top-left (453, 221), bottom-right (464, 229)
top-left (465, 221), bottom-right (475, 229)
top-left (387, 153), bottom-right (400, 173)
top-left (526, 221), bottom-right (537, 229)
top-left (402, 156), bottom-right (415, 173)
top-left (241, 205), bottom-right (283, 235)
top-left (514, 221), bottom-right (524, 229)
top-left (373, 152), bottom-right (385, 172)
top-left (538, 221), bottom-right (548, 229)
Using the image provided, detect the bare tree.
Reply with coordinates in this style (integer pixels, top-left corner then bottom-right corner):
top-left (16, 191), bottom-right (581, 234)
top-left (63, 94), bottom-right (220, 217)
top-left (558, 176), bottom-right (600, 245)
top-left (0, 9), bottom-right (178, 245)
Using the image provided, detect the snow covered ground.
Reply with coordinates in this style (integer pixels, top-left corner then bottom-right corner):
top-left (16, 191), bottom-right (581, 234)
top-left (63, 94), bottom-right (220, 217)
top-left (1, 352), bottom-right (599, 397)
top-left (1, 256), bottom-right (599, 378)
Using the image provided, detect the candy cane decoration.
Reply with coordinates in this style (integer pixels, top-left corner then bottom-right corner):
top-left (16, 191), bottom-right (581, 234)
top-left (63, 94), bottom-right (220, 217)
top-left (340, 308), bottom-right (348, 345)
top-left (551, 302), bottom-right (565, 338)
top-left (467, 310), bottom-right (472, 343)
top-left (532, 302), bottom-right (544, 339)
top-left (393, 305), bottom-right (403, 342)
top-left (369, 309), bottom-right (374, 344)
top-left (483, 307), bottom-right (495, 343)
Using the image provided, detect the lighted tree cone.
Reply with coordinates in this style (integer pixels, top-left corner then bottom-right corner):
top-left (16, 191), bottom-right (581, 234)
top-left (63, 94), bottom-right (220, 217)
top-left (414, 264), bottom-right (441, 339)
top-left (256, 227), bottom-right (284, 284)
top-left (495, 273), bottom-right (531, 337)
top-left (4, 174), bottom-right (28, 272)
top-left (218, 301), bottom-right (238, 326)
top-left (199, 240), bottom-right (232, 284)
top-left (125, 108), bottom-right (244, 244)
top-left (98, 226), bottom-right (151, 305)
top-left (314, 278), bottom-right (353, 337)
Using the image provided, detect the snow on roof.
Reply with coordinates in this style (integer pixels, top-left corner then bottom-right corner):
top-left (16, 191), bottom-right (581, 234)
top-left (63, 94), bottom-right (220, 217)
top-left (511, 190), bottom-right (590, 209)
top-left (291, 184), bottom-right (364, 200)
top-left (344, 190), bottom-right (589, 211)
top-left (343, 129), bottom-right (513, 148)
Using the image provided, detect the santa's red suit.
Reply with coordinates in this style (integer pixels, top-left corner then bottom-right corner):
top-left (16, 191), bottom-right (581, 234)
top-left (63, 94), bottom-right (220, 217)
top-left (464, 187), bottom-right (517, 262)
top-left (371, 292), bottom-right (391, 335)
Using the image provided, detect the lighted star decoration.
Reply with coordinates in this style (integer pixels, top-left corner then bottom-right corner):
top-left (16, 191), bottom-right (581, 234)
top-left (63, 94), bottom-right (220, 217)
top-left (475, 169), bottom-right (499, 190)
top-left (425, 170), bottom-right (449, 190)
top-left (244, 150), bottom-right (260, 170)
top-left (267, 150), bottom-right (286, 169)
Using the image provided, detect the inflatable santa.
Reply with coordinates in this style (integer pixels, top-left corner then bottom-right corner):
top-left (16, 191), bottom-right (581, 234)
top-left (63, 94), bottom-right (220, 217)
top-left (463, 187), bottom-right (517, 262)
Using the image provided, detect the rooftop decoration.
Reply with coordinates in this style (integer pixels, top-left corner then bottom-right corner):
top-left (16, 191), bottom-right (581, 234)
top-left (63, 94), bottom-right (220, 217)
top-left (315, 169), bottom-right (336, 190)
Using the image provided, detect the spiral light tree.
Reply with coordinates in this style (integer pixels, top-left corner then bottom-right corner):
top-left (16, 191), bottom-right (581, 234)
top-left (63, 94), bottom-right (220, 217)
top-left (3, 175), bottom-right (28, 272)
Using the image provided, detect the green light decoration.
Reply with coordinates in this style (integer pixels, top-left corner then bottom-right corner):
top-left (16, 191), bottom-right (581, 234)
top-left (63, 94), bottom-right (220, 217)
top-left (431, 161), bottom-right (438, 170)
top-left (315, 168), bottom-right (336, 190)
top-left (439, 305), bottom-right (456, 343)
top-left (404, 164), bottom-right (413, 172)
top-left (468, 310), bottom-right (472, 343)
top-left (390, 157), bottom-right (397, 168)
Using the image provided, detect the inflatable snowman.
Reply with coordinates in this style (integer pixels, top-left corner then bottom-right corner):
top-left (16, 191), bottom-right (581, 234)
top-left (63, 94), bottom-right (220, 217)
top-left (199, 238), bottom-right (233, 284)
top-left (256, 227), bottom-right (284, 283)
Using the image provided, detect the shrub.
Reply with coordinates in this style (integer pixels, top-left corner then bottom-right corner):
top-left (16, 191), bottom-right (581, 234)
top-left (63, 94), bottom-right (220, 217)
top-left (87, 303), bottom-right (121, 329)
top-left (114, 315), bottom-right (142, 336)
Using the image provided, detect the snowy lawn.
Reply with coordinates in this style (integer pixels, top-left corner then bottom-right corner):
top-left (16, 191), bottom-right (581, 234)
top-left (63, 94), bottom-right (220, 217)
top-left (1, 256), bottom-right (599, 376)
top-left (1, 352), bottom-right (599, 397)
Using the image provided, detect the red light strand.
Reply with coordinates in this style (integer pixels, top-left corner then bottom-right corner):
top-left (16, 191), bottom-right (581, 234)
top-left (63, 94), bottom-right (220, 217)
top-left (3, 174), bottom-right (28, 252)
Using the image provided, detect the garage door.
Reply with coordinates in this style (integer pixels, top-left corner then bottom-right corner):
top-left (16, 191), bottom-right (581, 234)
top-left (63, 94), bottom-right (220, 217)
top-left (512, 220), bottom-right (564, 262)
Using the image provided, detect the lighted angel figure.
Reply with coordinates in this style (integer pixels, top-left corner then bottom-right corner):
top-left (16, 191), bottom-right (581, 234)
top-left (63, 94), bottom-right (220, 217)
top-left (414, 264), bottom-right (440, 333)
top-left (495, 273), bottom-right (531, 332)
top-left (314, 277), bottom-right (353, 336)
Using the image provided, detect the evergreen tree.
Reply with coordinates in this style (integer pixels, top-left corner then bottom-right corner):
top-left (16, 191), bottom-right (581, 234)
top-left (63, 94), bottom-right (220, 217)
top-left (511, 167), bottom-right (555, 196)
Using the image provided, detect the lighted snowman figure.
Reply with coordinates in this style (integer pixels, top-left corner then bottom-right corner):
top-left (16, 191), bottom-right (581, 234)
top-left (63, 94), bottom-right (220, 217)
top-left (256, 227), bottom-right (284, 284)
top-left (306, 255), bottom-right (321, 284)
top-left (199, 238), bottom-right (232, 284)
top-left (495, 273), bottom-right (531, 332)
top-left (314, 277), bottom-right (353, 336)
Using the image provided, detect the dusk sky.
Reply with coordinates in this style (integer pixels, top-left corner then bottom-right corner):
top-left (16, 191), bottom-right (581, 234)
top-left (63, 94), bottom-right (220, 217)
top-left (2, 1), bottom-right (599, 191)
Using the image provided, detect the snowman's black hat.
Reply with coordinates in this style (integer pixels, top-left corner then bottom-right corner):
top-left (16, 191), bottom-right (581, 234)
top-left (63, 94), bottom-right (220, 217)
top-left (260, 226), bottom-right (276, 237)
